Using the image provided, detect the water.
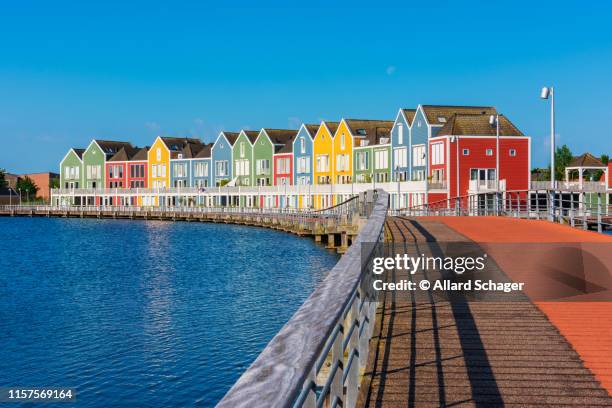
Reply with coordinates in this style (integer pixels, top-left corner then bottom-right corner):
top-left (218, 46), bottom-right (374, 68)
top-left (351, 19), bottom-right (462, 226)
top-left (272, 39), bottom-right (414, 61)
top-left (0, 218), bottom-right (338, 407)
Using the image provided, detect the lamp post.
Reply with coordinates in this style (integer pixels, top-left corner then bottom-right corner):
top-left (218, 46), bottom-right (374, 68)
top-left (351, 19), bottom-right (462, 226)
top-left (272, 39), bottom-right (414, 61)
top-left (396, 165), bottom-right (401, 210)
top-left (541, 86), bottom-right (555, 189)
top-left (18, 188), bottom-right (22, 206)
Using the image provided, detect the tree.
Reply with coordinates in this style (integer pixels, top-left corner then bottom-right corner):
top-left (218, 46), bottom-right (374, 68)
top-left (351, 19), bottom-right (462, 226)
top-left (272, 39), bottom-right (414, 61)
top-left (0, 168), bottom-right (7, 189)
top-left (554, 144), bottom-right (573, 181)
top-left (16, 176), bottom-right (39, 202)
top-left (50, 177), bottom-right (60, 189)
top-left (601, 154), bottom-right (609, 165)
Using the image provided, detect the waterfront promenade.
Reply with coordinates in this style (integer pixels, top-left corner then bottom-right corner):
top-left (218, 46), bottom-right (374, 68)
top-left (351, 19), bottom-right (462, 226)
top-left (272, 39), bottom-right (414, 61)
top-left (359, 217), bottom-right (612, 407)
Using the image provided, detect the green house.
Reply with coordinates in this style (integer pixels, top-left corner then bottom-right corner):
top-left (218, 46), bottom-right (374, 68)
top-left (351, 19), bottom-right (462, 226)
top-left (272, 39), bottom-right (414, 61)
top-left (231, 130), bottom-right (259, 187)
top-left (351, 121), bottom-right (393, 184)
top-left (82, 139), bottom-right (132, 189)
top-left (252, 129), bottom-right (297, 186)
top-left (59, 148), bottom-right (85, 189)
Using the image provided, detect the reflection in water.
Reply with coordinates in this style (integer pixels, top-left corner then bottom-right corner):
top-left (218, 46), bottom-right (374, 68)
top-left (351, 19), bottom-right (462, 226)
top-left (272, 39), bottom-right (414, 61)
top-left (0, 218), bottom-right (338, 407)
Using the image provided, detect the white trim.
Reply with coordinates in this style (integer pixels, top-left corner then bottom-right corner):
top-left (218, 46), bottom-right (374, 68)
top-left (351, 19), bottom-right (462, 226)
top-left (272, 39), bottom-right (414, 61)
top-left (60, 148), bottom-right (84, 166)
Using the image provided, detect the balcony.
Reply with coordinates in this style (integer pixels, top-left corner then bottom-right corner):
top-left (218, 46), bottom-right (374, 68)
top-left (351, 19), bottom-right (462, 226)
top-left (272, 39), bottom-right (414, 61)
top-left (469, 179), bottom-right (506, 192)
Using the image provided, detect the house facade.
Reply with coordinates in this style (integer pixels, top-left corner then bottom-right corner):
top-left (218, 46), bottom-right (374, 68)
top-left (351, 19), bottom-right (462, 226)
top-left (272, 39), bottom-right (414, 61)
top-left (211, 132), bottom-right (237, 186)
top-left (60, 148), bottom-right (85, 190)
top-left (293, 124), bottom-right (317, 186)
top-left (390, 109), bottom-right (415, 181)
top-left (231, 130), bottom-right (258, 187)
top-left (192, 144), bottom-right (213, 189)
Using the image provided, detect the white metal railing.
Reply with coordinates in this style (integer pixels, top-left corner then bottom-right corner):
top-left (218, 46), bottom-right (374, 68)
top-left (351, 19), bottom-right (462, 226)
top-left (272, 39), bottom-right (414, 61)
top-left (468, 179), bottom-right (506, 192)
top-left (531, 180), bottom-right (608, 192)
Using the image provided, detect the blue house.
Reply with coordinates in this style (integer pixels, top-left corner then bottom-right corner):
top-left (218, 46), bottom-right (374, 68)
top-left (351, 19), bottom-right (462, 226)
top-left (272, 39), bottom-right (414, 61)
top-left (211, 132), bottom-right (238, 186)
top-left (390, 109), bottom-right (415, 182)
top-left (293, 124), bottom-right (318, 185)
top-left (170, 142), bottom-right (202, 187)
top-left (192, 143), bottom-right (213, 188)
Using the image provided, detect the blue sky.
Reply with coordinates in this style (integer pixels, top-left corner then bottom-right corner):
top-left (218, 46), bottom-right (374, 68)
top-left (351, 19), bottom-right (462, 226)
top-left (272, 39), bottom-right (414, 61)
top-left (1, 1), bottom-right (611, 173)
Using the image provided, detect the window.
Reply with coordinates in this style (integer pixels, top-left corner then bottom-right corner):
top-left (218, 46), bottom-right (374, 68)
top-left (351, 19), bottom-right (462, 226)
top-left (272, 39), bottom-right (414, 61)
top-left (340, 133), bottom-right (345, 150)
top-left (109, 166), bottom-right (114, 179)
top-left (431, 143), bottom-right (444, 165)
top-left (417, 120), bottom-right (422, 128)
top-left (156, 148), bottom-right (161, 161)
top-left (300, 138), bottom-right (306, 154)
top-left (463, 148), bottom-right (470, 156)
top-left (161, 164), bottom-right (166, 177)
top-left (432, 169), bottom-right (444, 183)
top-left (297, 157), bottom-right (310, 173)
top-left (336, 154), bottom-right (349, 172)
top-left (412, 169), bottom-right (425, 181)
top-left (316, 154), bottom-right (329, 172)
top-left (276, 158), bottom-right (290, 174)
top-left (215, 160), bottom-right (228, 177)
top-left (256, 159), bottom-right (270, 175)
top-left (194, 162), bottom-right (208, 177)
top-left (356, 151), bottom-right (369, 171)
top-left (413, 145), bottom-right (425, 166)
top-left (240, 142), bottom-right (245, 158)
top-left (509, 149), bottom-right (517, 157)
top-left (152, 165), bottom-right (157, 178)
top-left (236, 159), bottom-right (250, 176)
top-left (173, 163), bottom-right (187, 177)
top-left (393, 147), bottom-right (407, 168)
top-left (486, 148), bottom-right (493, 156)
top-left (397, 123), bottom-right (404, 145)
top-left (374, 149), bottom-right (388, 170)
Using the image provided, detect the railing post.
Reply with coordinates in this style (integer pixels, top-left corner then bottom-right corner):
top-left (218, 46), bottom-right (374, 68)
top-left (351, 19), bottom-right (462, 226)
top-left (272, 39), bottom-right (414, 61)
top-left (597, 193), bottom-right (603, 234)
top-left (570, 192), bottom-right (575, 227)
top-left (583, 192), bottom-right (588, 230)
top-left (548, 190), bottom-right (555, 222)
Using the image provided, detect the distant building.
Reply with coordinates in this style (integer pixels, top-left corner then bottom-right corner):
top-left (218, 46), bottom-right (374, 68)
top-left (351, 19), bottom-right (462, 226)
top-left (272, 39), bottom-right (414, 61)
top-left (22, 172), bottom-right (60, 202)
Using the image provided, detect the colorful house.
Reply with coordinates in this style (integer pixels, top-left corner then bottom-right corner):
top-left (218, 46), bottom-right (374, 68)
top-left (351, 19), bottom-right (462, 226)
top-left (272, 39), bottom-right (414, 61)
top-left (352, 121), bottom-right (393, 184)
top-left (192, 143), bottom-right (213, 189)
top-left (83, 140), bottom-right (132, 191)
top-left (293, 124), bottom-right (318, 186)
top-left (59, 148), bottom-right (85, 190)
top-left (231, 130), bottom-right (259, 187)
top-left (170, 142), bottom-right (204, 188)
top-left (430, 112), bottom-right (530, 202)
top-left (211, 132), bottom-right (238, 186)
top-left (253, 129), bottom-right (297, 187)
top-left (312, 121), bottom-right (339, 208)
top-left (148, 137), bottom-right (201, 189)
top-left (105, 146), bottom-right (148, 205)
top-left (390, 109), bottom-right (416, 182)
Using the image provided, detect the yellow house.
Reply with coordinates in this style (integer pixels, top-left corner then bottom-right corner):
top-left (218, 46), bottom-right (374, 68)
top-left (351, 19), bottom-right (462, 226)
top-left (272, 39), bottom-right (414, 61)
top-left (312, 121), bottom-right (338, 208)
top-left (147, 136), bottom-right (201, 205)
top-left (332, 119), bottom-right (355, 185)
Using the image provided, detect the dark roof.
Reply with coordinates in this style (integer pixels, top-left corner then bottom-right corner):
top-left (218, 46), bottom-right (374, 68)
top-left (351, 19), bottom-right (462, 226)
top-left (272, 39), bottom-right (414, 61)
top-left (261, 129), bottom-right (298, 153)
top-left (401, 109), bottom-right (416, 125)
top-left (322, 121), bottom-right (340, 135)
top-left (242, 130), bottom-right (259, 144)
top-left (94, 140), bottom-right (133, 158)
top-left (132, 147), bottom-right (149, 161)
top-left (195, 143), bottom-right (213, 159)
top-left (436, 113), bottom-right (524, 137)
top-left (221, 132), bottom-right (239, 145)
top-left (0, 187), bottom-right (18, 197)
top-left (421, 105), bottom-right (497, 125)
top-left (344, 119), bottom-right (394, 147)
top-left (304, 124), bottom-right (320, 137)
top-left (109, 146), bottom-right (149, 162)
top-left (568, 153), bottom-right (606, 168)
top-left (160, 137), bottom-right (202, 152)
top-left (73, 148), bottom-right (85, 159)
top-left (180, 142), bottom-right (204, 159)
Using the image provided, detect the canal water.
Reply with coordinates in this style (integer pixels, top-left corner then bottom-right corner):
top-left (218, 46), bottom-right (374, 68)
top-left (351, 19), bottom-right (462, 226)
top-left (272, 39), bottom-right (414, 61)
top-left (0, 218), bottom-right (338, 407)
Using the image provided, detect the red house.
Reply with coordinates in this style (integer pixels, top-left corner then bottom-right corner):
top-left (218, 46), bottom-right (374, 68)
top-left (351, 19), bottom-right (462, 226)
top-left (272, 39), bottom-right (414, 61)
top-left (428, 113), bottom-right (530, 207)
top-left (273, 137), bottom-right (295, 207)
top-left (105, 146), bottom-right (148, 205)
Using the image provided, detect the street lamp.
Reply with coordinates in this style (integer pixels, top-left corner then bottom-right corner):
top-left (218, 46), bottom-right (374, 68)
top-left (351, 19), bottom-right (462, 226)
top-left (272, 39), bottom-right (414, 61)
top-left (541, 86), bottom-right (555, 189)
top-left (18, 188), bottom-right (22, 205)
top-left (396, 165), bottom-right (401, 210)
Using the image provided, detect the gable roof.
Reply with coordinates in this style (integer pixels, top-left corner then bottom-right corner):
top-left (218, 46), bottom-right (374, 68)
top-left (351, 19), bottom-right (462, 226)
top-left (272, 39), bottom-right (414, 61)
top-left (89, 140), bottom-right (133, 159)
top-left (222, 132), bottom-right (239, 145)
top-left (420, 105), bottom-right (497, 125)
top-left (109, 146), bottom-right (149, 162)
top-left (195, 143), bottom-right (214, 159)
top-left (261, 129), bottom-right (299, 154)
top-left (436, 113), bottom-right (524, 137)
top-left (304, 124), bottom-right (320, 138)
top-left (568, 153), bottom-right (606, 168)
top-left (73, 148), bottom-right (85, 159)
top-left (343, 119), bottom-right (394, 147)
top-left (180, 142), bottom-right (204, 159)
top-left (322, 121), bottom-right (340, 135)
top-left (401, 109), bottom-right (416, 126)
top-left (159, 137), bottom-right (202, 152)
top-left (241, 130), bottom-right (259, 144)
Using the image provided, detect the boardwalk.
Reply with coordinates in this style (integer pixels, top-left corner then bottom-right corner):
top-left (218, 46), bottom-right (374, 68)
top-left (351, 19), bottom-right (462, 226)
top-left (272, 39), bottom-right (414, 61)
top-left (358, 217), bottom-right (612, 407)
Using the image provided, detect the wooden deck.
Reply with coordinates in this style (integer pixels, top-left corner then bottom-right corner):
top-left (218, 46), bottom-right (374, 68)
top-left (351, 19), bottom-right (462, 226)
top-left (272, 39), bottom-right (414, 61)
top-left (358, 217), bottom-right (612, 407)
